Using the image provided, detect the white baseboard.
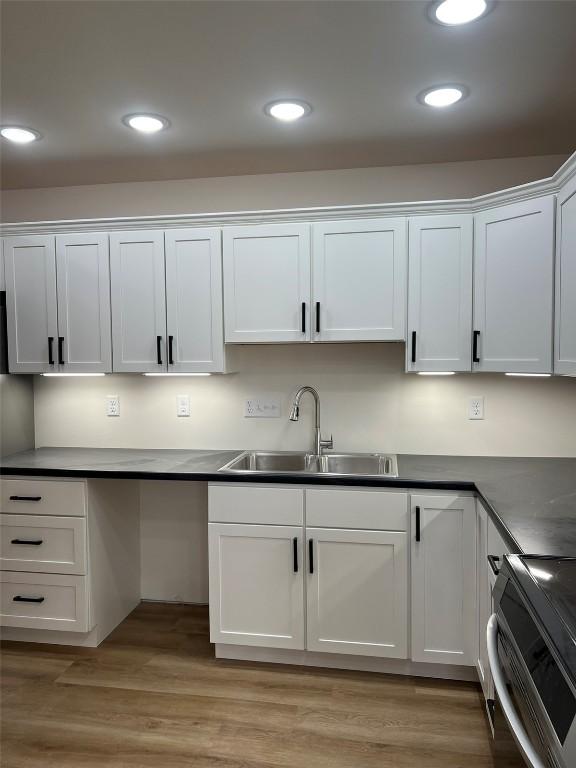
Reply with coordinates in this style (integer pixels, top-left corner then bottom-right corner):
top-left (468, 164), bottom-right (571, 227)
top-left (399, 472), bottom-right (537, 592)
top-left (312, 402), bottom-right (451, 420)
top-left (215, 644), bottom-right (479, 682)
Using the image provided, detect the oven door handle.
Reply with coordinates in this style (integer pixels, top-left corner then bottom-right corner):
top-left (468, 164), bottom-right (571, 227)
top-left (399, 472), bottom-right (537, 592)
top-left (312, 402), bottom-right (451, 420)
top-left (487, 614), bottom-right (546, 768)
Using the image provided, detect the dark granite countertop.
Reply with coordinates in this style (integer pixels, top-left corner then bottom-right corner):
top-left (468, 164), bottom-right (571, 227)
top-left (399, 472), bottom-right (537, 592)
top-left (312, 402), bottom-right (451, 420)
top-left (1, 448), bottom-right (575, 558)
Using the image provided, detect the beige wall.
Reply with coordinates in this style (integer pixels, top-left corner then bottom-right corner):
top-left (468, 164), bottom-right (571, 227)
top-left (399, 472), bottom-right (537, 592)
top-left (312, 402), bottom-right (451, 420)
top-left (0, 374), bottom-right (35, 457)
top-left (1, 154), bottom-right (567, 222)
top-left (34, 344), bottom-right (576, 458)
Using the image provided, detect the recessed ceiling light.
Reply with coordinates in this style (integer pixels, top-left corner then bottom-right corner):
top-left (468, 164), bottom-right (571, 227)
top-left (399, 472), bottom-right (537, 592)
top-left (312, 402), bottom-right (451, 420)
top-left (1, 126), bottom-right (41, 144)
top-left (420, 86), bottom-right (466, 108)
top-left (264, 100), bottom-right (312, 122)
top-left (122, 114), bottom-right (170, 133)
top-left (432, 0), bottom-right (489, 25)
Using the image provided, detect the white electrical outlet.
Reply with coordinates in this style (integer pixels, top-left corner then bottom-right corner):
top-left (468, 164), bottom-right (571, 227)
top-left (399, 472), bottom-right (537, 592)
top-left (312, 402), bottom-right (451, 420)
top-left (244, 397), bottom-right (281, 418)
top-left (176, 394), bottom-right (190, 417)
top-left (468, 396), bottom-right (485, 420)
top-left (106, 395), bottom-right (120, 417)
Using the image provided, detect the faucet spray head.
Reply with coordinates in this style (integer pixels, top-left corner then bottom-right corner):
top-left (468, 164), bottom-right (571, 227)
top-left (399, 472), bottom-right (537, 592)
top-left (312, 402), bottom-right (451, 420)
top-left (289, 404), bottom-right (300, 421)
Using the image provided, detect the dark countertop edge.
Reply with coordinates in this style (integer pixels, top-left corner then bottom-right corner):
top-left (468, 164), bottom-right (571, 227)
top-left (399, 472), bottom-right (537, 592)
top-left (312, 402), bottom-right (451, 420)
top-left (0, 464), bottom-right (520, 553)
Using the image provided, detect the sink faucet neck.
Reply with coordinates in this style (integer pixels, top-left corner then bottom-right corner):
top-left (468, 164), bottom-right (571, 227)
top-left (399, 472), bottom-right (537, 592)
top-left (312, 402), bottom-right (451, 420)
top-left (289, 386), bottom-right (333, 456)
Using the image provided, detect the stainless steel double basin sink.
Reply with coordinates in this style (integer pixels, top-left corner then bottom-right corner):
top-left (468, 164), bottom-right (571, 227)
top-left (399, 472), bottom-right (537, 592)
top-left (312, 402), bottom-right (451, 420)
top-left (219, 451), bottom-right (398, 477)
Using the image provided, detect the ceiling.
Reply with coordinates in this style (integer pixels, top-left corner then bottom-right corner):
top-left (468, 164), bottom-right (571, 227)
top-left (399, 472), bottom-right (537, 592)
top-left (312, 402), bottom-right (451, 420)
top-left (1, 0), bottom-right (576, 190)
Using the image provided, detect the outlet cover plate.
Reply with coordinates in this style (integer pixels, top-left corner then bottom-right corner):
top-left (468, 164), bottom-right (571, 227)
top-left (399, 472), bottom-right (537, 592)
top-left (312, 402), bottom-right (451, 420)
top-left (468, 396), bottom-right (485, 420)
top-left (107, 395), bottom-right (120, 417)
top-left (244, 397), bottom-right (281, 418)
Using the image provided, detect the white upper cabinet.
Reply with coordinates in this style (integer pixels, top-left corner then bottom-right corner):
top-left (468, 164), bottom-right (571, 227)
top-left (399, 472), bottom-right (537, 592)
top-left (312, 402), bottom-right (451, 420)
top-left (306, 527), bottom-right (408, 658)
top-left (555, 174), bottom-right (576, 375)
top-left (110, 230), bottom-right (167, 373)
top-left (4, 235), bottom-right (58, 373)
top-left (473, 196), bottom-right (555, 373)
top-left (56, 233), bottom-right (111, 373)
top-left (407, 215), bottom-right (473, 372)
top-left (165, 228), bottom-right (224, 373)
top-left (312, 218), bottom-right (407, 341)
top-left (411, 494), bottom-right (477, 667)
top-left (223, 223), bottom-right (311, 343)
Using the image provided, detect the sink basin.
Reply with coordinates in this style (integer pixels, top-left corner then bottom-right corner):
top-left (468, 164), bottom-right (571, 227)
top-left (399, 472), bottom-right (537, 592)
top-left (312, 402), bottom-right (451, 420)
top-left (219, 451), bottom-right (398, 477)
top-left (318, 453), bottom-right (398, 477)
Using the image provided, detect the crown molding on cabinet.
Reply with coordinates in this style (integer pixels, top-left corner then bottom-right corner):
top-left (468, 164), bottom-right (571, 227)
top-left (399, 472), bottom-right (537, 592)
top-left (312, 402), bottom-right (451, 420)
top-left (1, 152), bottom-right (575, 237)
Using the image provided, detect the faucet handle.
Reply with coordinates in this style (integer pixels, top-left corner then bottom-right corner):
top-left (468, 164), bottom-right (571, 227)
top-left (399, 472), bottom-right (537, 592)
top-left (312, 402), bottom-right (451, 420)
top-left (320, 435), bottom-right (334, 451)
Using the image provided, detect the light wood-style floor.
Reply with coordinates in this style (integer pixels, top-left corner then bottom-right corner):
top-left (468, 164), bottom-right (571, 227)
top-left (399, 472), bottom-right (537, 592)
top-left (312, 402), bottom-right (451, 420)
top-left (1, 603), bottom-right (494, 768)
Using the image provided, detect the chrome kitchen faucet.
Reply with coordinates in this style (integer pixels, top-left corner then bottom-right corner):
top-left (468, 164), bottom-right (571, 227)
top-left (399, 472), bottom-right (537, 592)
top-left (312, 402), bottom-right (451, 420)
top-left (289, 386), bottom-right (334, 456)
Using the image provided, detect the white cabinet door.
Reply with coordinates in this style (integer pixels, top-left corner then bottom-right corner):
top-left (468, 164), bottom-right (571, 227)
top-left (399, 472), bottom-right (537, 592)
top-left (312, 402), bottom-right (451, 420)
top-left (407, 214), bottom-right (473, 372)
top-left (56, 233), bottom-right (111, 373)
top-left (165, 228), bottom-right (224, 373)
top-left (312, 219), bottom-right (407, 341)
top-left (473, 196), bottom-right (554, 373)
top-left (223, 224), bottom-right (310, 343)
top-left (110, 230), bottom-right (167, 372)
top-left (208, 523), bottom-right (304, 650)
top-left (4, 235), bottom-right (58, 373)
top-left (411, 495), bottom-right (477, 666)
top-left (306, 527), bottom-right (407, 658)
top-left (555, 175), bottom-right (576, 375)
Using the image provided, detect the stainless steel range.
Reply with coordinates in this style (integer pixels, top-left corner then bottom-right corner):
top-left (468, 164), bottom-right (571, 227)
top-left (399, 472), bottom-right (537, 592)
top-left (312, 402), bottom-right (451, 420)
top-left (489, 555), bottom-right (576, 768)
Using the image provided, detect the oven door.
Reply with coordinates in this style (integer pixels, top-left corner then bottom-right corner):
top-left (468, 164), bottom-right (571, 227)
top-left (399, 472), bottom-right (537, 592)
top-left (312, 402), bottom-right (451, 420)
top-left (487, 614), bottom-right (551, 768)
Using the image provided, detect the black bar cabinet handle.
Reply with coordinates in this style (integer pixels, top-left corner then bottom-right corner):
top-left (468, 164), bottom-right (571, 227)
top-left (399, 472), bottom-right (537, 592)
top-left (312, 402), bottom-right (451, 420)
top-left (415, 506), bottom-right (421, 542)
top-left (58, 336), bottom-right (65, 365)
top-left (48, 336), bottom-right (55, 365)
top-left (315, 302), bottom-right (320, 333)
top-left (487, 555), bottom-right (501, 576)
top-left (156, 335), bottom-right (163, 365)
top-left (11, 538), bottom-right (43, 546)
top-left (9, 495), bottom-right (42, 502)
top-left (301, 302), bottom-right (306, 334)
top-left (473, 330), bottom-right (480, 364)
top-left (411, 331), bottom-right (417, 364)
top-left (13, 595), bottom-right (45, 604)
top-left (293, 537), bottom-right (299, 573)
top-left (168, 335), bottom-right (174, 365)
top-left (309, 539), bottom-right (314, 574)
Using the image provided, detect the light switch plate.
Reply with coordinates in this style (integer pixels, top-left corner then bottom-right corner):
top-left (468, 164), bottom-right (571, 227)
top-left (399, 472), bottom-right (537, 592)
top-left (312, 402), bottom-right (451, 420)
top-left (176, 394), bottom-right (190, 417)
top-left (106, 395), bottom-right (120, 417)
top-left (244, 397), bottom-right (281, 418)
top-left (468, 396), bottom-right (485, 420)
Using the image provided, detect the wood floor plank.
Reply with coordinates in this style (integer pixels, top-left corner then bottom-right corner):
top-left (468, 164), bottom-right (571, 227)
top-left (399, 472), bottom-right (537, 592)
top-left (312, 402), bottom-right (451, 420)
top-left (0, 603), bottom-right (494, 768)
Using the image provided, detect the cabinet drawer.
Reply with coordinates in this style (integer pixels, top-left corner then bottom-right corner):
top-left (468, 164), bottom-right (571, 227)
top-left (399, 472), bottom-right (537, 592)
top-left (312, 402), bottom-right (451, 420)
top-left (0, 514), bottom-right (87, 575)
top-left (0, 572), bottom-right (90, 632)
top-left (209, 484), bottom-right (303, 525)
top-left (306, 489), bottom-right (408, 530)
top-left (0, 479), bottom-right (86, 517)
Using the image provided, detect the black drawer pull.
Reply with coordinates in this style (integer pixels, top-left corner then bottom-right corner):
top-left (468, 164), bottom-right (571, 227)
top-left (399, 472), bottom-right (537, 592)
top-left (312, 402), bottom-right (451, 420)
top-left (293, 537), bottom-right (299, 573)
top-left (58, 336), bottom-right (65, 365)
top-left (168, 335), bottom-right (174, 365)
top-left (315, 302), bottom-right (321, 333)
top-left (156, 335), bottom-right (163, 365)
top-left (487, 555), bottom-right (501, 576)
top-left (9, 496), bottom-right (42, 502)
top-left (11, 538), bottom-right (43, 546)
top-left (309, 538), bottom-right (314, 574)
top-left (301, 302), bottom-right (306, 334)
top-left (415, 506), bottom-right (421, 542)
top-left (48, 336), bottom-right (55, 365)
top-left (411, 331), bottom-right (417, 364)
top-left (473, 330), bottom-right (480, 364)
top-left (13, 595), bottom-right (45, 604)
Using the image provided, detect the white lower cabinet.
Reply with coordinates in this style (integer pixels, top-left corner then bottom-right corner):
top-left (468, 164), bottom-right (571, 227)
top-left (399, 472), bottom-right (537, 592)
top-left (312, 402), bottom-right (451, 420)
top-left (410, 494), bottom-right (477, 666)
top-left (208, 484), bottom-right (410, 661)
top-left (306, 527), bottom-right (407, 658)
top-left (208, 523), bottom-right (305, 650)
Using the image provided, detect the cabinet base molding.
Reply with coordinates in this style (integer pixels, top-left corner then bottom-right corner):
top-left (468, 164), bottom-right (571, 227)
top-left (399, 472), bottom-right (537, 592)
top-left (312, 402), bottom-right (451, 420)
top-left (214, 644), bottom-right (478, 682)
